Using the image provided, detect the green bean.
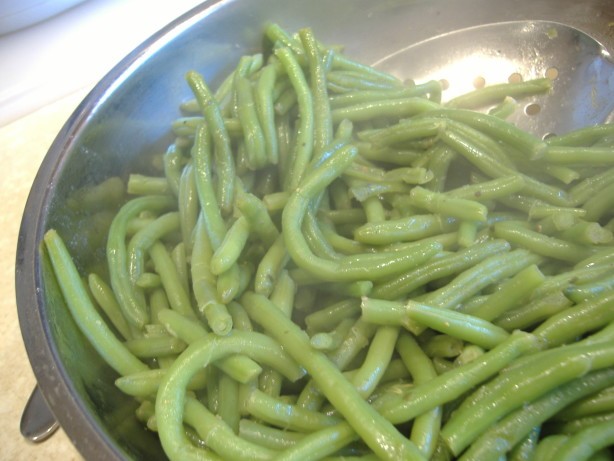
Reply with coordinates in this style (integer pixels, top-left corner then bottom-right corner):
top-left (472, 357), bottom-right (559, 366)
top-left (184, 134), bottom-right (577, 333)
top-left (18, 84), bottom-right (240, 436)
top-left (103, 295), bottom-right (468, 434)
top-left (374, 330), bottom-right (539, 424)
top-left (163, 144), bottom-right (183, 197)
top-left (244, 387), bottom-right (341, 432)
top-left (458, 369), bottom-right (614, 460)
top-left (275, 46), bottom-right (314, 190)
top-left (533, 435), bottom-right (570, 461)
top-left (107, 195), bottom-right (175, 328)
top-left (127, 174), bottom-right (171, 196)
top-left (241, 291), bottom-right (426, 460)
top-left (327, 70), bottom-right (401, 91)
top-left (254, 65), bottom-right (279, 164)
top-left (67, 176), bottom-right (125, 212)
top-left (235, 189), bottom-right (279, 247)
top-left (329, 50), bottom-right (401, 86)
top-left (349, 326), bottom-right (399, 398)
top-left (545, 145), bottom-right (614, 165)
top-left (465, 264), bottom-right (545, 321)
top-left (358, 117), bottom-right (445, 146)
top-left (409, 186), bottom-right (488, 222)
top-left (191, 214), bottom-right (232, 335)
top-left (283, 143), bottom-right (442, 281)
top-left (353, 214), bottom-right (456, 245)
top-left (304, 299), bottom-right (361, 334)
top-left (156, 331), bottom-right (304, 460)
top-left (487, 96), bottom-right (518, 119)
top-left (274, 422), bottom-right (358, 461)
top-left (547, 124), bottom-right (614, 146)
top-left (559, 221), bottom-right (613, 246)
top-left (115, 368), bottom-right (207, 397)
top-left (217, 372), bottom-right (241, 434)
top-left (127, 211), bottom-right (180, 286)
top-left (442, 341), bottom-right (614, 455)
top-left (135, 273), bottom-right (161, 288)
top-left (44, 229), bottom-right (148, 376)
top-left (371, 239), bottom-right (509, 299)
top-left (417, 249), bottom-right (541, 318)
top-left (235, 74), bottom-right (268, 169)
top-left (441, 128), bottom-right (570, 206)
top-left (569, 167), bottom-right (614, 205)
top-left (186, 71), bottom-right (235, 215)
top-left (356, 142), bottom-right (423, 166)
top-left (533, 289), bottom-right (614, 347)
top-left (191, 124), bottom-right (227, 249)
top-left (494, 221), bottom-right (595, 263)
top-left (446, 78), bottom-right (551, 110)
top-left (171, 242), bottom-right (189, 295)
top-left (300, 28), bottom-right (333, 154)
top-left (552, 419), bottom-right (614, 461)
top-left (329, 83), bottom-right (441, 109)
top-left (178, 163), bottom-right (199, 252)
top-left (423, 334), bottom-right (464, 358)
top-left (210, 216), bottom-right (249, 275)
top-left (582, 182), bottom-right (614, 222)
top-left (157, 308), bottom-right (262, 383)
top-left (254, 234), bottom-right (290, 296)
top-left (557, 386), bottom-right (614, 420)
top-left (124, 335), bottom-right (186, 358)
top-left (309, 318), bottom-right (355, 351)
top-left (149, 242), bottom-right (195, 318)
top-left (264, 22), bottom-right (305, 58)
top-left (184, 397), bottom-right (276, 461)
top-left (330, 97), bottom-right (439, 124)
top-left (446, 175), bottom-right (525, 201)
top-left (88, 273), bottom-right (132, 340)
top-left (239, 418), bottom-right (304, 450)
top-left (303, 210), bottom-right (340, 260)
top-left (553, 413), bottom-right (614, 435)
top-left (494, 289), bottom-right (572, 331)
top-left (394, 333), bottom-right (441, 458)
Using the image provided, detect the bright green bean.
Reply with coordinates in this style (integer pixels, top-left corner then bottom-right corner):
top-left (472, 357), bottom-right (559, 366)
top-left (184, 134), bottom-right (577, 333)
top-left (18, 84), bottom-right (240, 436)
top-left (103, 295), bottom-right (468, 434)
top-left (374, 330), bottom-right (539, 423)
top-left (242, 291), bottom-right (426, 460)
top-left (396, 333), bottom-right (442, 459)
top-left (186, 71), bottom-right (235, 215)
top-left (442, 341), bottom-right (614, 455)
top-left (184, 397), bottom-right (276, 461)
top-left (156, 331), bottom-right (304, 460)
top-left (254, 65), bottom-right (279, 165)
top-left (44, 229), bottom-right (148, 376)
top-left (275, 46), bottom-right (314, 190)
top-left (106, 195), bottom-right (175, 327)
top-left (458, 369), bottom-right (614, 460)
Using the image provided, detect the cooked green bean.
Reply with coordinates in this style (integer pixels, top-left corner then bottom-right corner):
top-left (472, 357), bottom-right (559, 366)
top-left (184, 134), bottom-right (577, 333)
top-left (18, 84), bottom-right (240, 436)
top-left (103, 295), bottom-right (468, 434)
top-left (395, 333), bottom-right (442, 458)
top-left (275, 46), bottom-right (314, 190)
top-left (442, 341), bottom-right (614, 455)
top-left (184, 396), bottom-right (276, 461)
top-left (45, 23), bottom-right (614, 461)
top-left (375, 331), bottom-right (539, 423)
top-left (107, 195), bottom-right (176, 328)
top-left (186, 71), bottom-right (235, 215)
top-left (459, 369), bottom-right (614, 460)
top-left (44, 229), bottom-right (148, 376)
top-left (446, 78), bottom-right (551, 110)
top-left (241, 291), bottom-right (427, 460)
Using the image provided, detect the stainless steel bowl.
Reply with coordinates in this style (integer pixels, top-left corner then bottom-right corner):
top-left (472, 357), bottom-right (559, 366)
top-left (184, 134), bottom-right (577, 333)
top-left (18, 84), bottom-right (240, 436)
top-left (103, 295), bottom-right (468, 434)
top-left (16, 0), bottom-right (614, 459)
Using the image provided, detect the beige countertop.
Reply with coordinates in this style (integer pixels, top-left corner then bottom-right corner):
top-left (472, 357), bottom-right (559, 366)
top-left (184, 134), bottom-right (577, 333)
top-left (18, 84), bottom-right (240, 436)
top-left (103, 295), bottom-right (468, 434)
top-left (0, 90), bottom-right (87, 460)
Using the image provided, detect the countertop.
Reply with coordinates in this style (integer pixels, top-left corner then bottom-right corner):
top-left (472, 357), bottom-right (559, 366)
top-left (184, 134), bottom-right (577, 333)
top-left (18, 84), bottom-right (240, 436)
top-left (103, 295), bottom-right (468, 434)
top-left (0, 1), bottom-right (204, 459)
top-left (0, 90), bottom-right (87, 460)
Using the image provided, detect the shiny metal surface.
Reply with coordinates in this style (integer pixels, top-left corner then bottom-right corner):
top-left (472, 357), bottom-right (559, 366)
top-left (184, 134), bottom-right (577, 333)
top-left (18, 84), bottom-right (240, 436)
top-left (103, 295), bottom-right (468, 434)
top-left (20, 385), bottom-right (59, 443)
top-left (375, 20), bottom-right (614, 138)
top-left (15, 0), bottom-right (614, 460)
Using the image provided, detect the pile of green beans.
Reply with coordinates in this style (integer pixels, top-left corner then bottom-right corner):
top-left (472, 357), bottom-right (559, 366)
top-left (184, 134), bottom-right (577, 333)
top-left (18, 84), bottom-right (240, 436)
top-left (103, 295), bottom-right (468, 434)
top-left (44, 23), bottom-right (614, 460)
